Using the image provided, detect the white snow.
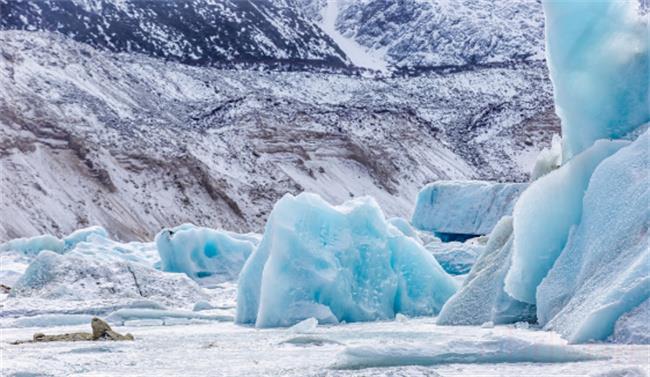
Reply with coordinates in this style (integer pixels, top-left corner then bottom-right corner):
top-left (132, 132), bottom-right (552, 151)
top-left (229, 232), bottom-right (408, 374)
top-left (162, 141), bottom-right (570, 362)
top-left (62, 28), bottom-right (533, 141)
top-left (319, 0), bottom-right (388, 72)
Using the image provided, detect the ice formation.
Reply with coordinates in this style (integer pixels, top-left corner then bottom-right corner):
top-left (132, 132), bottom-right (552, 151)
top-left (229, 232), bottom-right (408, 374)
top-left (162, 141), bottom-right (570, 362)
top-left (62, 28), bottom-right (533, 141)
top-left (424, 238), bottom-right (485, 275)
top-left (0, 226), bottom-right (108, 256)
top-left (387, 217), bottom-right (422, 244)
top-left (437, 217), bottom-right (535, 326)
top-left (334, 336), bottom-right (604, 369)
top-left (504, 139), bottom-right (628, 304)
top-left (535, 131), bottom-right (649, 343)
top-left (10, 250), bottom-right (207, 308)
top-left (155, 223), bottom-right (259, 283)
top-left (544, 0), bottom-right (649, 159)
top-left (236, 193), bottom-right (457, 328)
top-left (611, 299), bottom-right (650, 345)
top-left (411, 181), bottom-right (526, 238)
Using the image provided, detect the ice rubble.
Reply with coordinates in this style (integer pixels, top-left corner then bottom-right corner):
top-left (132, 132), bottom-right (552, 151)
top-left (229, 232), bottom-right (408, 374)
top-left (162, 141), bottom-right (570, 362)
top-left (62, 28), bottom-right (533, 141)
top-left (0, 226), bottom-right (108, 256)
top-left (544, 0), bottom-right (649, 160)
top-left (504, 139), bottom-right (628, 304)
top-left (155, 223), bottom-right (259, 283)
top-left (437, 217), bottom-right (535, 326)
top-left (236, 193), bottom-right (457, 328)
top-left (387, 217), bottom-right (422, 244)
top-left (10, 250), bottom-right (208, 308)
top-left (536, 131), bottom-right (649, 343)
top-left (411, 181), bottom-right (526, 238)
top-left (333, 336), bottom-right (604, 369)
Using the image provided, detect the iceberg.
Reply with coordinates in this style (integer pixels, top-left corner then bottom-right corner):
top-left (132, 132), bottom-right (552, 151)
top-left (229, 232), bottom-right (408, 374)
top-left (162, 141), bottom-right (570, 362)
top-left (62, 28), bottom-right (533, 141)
top-left (437, 217), bottom-right (535, 326)
top-left (544, 0), bottom-right (649, 159)
top-left (0, 226), bottom-right (108, 256)
top-left (236, 193), bottom-right (457, 328)
top-left (504, 139), bottom-right (628, 304)
top-left (411, 181), bottom-right (526, 239)
top-left (155, 224), bottom-right (259, 283)
top-left (10, 250), bottom-right (208, 308)
top-left (536, 131), bottom-right (649, 343)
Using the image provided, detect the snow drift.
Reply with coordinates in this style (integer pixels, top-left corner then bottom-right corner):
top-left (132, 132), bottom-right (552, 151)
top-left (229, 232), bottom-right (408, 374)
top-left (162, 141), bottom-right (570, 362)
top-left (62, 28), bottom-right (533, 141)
top-left (334, 336), bottom-right (605, 369)
top-left (236, 193), bottom-right (457, 328)
top-left (411, 181), bottom-right (526, 239)
top-left (155, 223), bottom-right (259, 283)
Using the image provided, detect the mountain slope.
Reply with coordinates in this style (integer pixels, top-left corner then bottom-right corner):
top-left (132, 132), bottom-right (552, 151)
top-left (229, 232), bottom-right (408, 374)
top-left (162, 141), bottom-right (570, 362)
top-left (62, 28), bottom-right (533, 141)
top-left (0, 31), bottom-right (558, 241)
top-left (0, 0), bottom-right (350, 69)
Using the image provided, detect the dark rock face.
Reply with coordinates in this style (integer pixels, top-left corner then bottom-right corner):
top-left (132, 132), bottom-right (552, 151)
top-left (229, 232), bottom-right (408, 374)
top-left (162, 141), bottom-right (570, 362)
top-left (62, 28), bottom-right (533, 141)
top-left (0, 0), bottom-right (349, 69)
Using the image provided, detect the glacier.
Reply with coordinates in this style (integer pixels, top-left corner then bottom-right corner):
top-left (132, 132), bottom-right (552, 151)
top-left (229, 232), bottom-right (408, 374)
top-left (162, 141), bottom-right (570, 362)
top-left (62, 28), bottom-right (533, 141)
top-left (437, 217), bottom-right (535, 326)
top-left (236, 193), bottom-right (457, 328)
top-left (536, 130), bottom-right (649, 343)
top-left (504, 139), bottom-right (628, 304)
top-left (411, 181), bottom-right (526, 239)
top-left (155, 223), bottom-right (259, 284)
top-left (544, 0), bottom-right (649, 159)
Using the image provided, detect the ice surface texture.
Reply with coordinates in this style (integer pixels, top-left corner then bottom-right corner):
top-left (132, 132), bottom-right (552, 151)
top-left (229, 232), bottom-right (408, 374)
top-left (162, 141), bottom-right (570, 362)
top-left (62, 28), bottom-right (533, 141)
top-left (504, 139), bottom-right (628, 304)
top-left (437, 217), bottom-right (535, 326)
top-left (425, 239), bottom-right (485, 275)
top-left (0, 226), bottom-right (108, 256)
top-left (10, 250), bottom-right (207, 307)
top-left (334, 336), bottom-right (605, 369)
top-left (236, 193), bottom-right (457, 328)
top-left (544, 0), bottom-right (649, 159)
top-left (411, 181), bottom-right (526, 236)
top-left (156, 223), bottom-right (259, 283)
top-left (536, 131), bottom-right (649, 343)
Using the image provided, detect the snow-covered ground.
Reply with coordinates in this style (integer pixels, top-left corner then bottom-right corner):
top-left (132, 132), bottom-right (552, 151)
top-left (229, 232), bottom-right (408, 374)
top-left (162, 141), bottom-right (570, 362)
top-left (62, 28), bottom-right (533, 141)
top-left (2, 318), bottom-right (648, 376)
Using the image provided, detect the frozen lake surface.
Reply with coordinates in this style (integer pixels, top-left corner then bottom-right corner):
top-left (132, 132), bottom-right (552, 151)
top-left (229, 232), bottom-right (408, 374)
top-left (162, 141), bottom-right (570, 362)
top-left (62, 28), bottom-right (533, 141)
top-left (2, 317), bottom-right (648, 376)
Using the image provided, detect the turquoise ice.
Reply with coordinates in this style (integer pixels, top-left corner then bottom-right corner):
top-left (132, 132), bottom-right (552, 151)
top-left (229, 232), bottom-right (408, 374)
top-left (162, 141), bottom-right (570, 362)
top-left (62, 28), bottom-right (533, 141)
top-left (236, 193), bottom-right (457, 328)
top-left (544, 0), bottom-right (649, 159)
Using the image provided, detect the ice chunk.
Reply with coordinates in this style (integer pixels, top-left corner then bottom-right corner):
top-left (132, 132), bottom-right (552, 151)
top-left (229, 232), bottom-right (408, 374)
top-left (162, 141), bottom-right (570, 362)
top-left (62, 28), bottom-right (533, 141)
top-left (62, 226), bottom-right (109, 250)
top-left (106, 308), bottom-right (233, 325)
top-left (289, 317), bottom-right (318, 334)
top-left (437, 217), bottom-right (535, 326)
top-left (387, 217), bottom-right (422, 244)
top-left (425, 239), bottom-right (484, 275)
top-left (236, 193), bottom-right (457, 328)
top-left (192, 300), bottom-right (215, 312)
top-left (536, 131), bottom-right (649, 343)
top-left (504, 139), bottom-right (628, 304)
top-left (0, 234), bottom-right (64, 255)
top-left (7, 314), bottom-right (94, 328)
top-left (10, 250), bottom-right (208, 308)
top-left (333, 336), bottom-right (605, 369)
top-left (155, 224), bottom-right (258, 283)
top-left (72, 235), bottom-right (158, 267)
top-left (543, 0), bottom-right (649, 159)
top-left (411, 181), bottom-right (527, 237)
top-left (0, 226), bottom-right (109, 256)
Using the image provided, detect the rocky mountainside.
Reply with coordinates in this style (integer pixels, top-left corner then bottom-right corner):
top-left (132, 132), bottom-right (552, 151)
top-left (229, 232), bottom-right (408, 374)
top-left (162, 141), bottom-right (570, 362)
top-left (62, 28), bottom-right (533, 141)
top-left (0, 0), bottom-right (349, 69)
top-left (0, 1), bottom-right (559, 241)
top-left (297, 0), bottom-right (545, 72)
